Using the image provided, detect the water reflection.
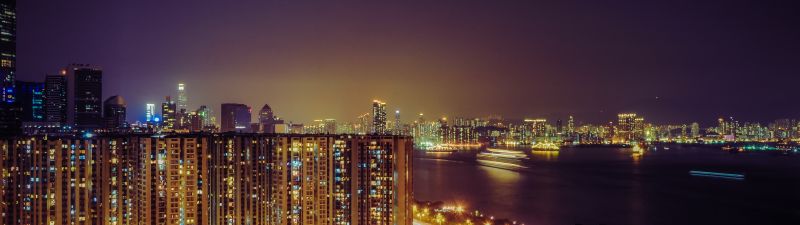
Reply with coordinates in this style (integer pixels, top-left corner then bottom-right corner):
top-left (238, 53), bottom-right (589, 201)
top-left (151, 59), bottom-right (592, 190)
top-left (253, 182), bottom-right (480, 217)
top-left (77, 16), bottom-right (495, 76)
top-left (479, 165), bottom-right (521, 183)
top-left (530, 150), bottom-right (559, 161)
top-left (414, 146), bottom-right (800, 224)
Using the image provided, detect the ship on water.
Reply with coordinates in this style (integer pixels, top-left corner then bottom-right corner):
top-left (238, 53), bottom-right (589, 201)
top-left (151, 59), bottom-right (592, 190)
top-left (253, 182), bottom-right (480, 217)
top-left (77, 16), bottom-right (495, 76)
top-left (531, 142), bottom-right (561, 151)
top-left (476, 148), bottom-right (530, 169)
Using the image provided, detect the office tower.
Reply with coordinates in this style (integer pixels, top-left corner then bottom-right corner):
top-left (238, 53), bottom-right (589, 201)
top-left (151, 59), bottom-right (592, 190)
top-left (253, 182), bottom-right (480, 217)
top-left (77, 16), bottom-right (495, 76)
top-left (196, 105), bottom-right (211, 126)
top-left (0, 101), bottom-right (20, 136)
top-left (0, 0), bottom-right (16, 136)
top-left (44, 74), bottom-right (67, 123)
top-left (145, 103), bottom-right (156, 122)
top-left (526, 118), bottom-right (547, 137)
top-left (567, 116), bottom-right (575, 136)
top-left (394, 110), bottom-right (401, 135)
top-left (187, 111), bottom-right (202, 131)
top-left (617, 113), bottom-right (636, 142)
top-left (0, 0), bottom-right (14, 104)
top-left (633, 117), bottom-right (645, 140)
top-left (14, 81), bottom-right (44, 121)
top-left (103, 95), bottom-right (126, 129)
top-left (177, 83), bottom-right (187, 110)
top-left (63, 64), bottom-right (103, 130)
top-left (220, 103), bottom-right (251, 132)
top-left (691, 122), bottom-right (700, 138)
top-left (259, 104), bottom-right (284, 133)
top-left (616, 113), bottom-right (645, 142)
top-left (556, 119), bottom-right (563, 135)
top-left (176, 108), bottom-right (189, 131)
top-left (372, 100), bottom-right (387, 134)
top-left (162, 96), bottom-right (177, 131)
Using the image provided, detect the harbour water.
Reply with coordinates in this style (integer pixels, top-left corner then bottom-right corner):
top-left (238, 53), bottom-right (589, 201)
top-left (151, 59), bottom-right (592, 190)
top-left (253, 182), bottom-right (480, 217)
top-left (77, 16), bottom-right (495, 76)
top-left (413, 146), bottom-right (800, 225)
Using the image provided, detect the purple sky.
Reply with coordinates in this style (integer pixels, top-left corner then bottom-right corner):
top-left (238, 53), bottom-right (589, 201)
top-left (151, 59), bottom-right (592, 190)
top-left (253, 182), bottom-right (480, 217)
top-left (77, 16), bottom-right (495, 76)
top-left (17, 0), bottom-right (800, 125)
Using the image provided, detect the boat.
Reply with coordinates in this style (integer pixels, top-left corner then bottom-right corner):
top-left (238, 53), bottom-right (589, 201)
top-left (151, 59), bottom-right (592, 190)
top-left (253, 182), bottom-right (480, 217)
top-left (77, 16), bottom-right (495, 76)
top-left (630, 142), bottom-right (648, 154)
top-left (531, 142), bottom-right (561, 151)
top-left (476, 148), bottom-right (529, 169)
top-left (721, 145), bottom-right (742, 153)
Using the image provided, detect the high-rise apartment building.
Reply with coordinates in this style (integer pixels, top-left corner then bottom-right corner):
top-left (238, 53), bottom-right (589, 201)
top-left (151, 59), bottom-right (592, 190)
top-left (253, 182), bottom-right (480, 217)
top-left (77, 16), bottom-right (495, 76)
top-left (162, 96), bottom-right (177, 131)
top-left (0, 134), bottom-right (412, 225)
top-left (371, 100), bottom-right (387, 134)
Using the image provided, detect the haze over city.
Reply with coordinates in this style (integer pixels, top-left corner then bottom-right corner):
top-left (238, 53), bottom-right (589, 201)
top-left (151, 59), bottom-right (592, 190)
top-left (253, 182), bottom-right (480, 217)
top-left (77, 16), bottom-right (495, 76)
top-left (16, 0), bottom-right (800, 124)
top-left (5, 1), bottom-right (800, 225)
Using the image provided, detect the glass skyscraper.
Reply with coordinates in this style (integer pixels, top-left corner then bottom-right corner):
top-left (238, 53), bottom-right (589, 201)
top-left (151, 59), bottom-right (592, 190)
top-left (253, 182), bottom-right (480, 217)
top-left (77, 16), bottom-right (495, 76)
top-left (0, 0), bottom-right (15, 104)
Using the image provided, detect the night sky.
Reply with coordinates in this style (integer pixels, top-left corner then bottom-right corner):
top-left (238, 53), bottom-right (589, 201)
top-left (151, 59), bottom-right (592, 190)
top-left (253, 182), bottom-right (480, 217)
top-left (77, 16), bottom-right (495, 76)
top-left (17, 0), bottom-right (800, 125)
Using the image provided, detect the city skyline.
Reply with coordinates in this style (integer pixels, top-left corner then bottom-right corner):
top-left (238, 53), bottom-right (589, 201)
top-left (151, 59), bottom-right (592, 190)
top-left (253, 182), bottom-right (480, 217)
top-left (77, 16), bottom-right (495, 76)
top-left (15, 1), bottom-right (800, 124)
top-left (4, 1), bottom-right (800, 224)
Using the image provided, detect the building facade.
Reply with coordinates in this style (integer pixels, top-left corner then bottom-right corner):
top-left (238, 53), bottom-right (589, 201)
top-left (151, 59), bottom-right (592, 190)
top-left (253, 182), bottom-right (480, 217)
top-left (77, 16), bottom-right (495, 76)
top-left (0, 0), bottom-right (14, 104)
top-left (0, 134), bottom-right (412, 225)
top-left (64, 65), bottom-right (103, 130)
top-left (14, 81), bottom-right (44, 122)
top-left (162, 96), bottom-right (177, 131)
top-left (103, 96), bottom-right (126, 129)
top-left (43, 75), bottom-right (67, 124)
top-left (220, 103), bottom-right (251, 132)
top-left (371, 100), bottom-right (387, 134)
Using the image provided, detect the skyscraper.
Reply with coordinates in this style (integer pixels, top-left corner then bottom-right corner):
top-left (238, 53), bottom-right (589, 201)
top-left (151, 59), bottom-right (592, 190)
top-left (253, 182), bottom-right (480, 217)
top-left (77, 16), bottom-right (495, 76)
top-left (617, 113), bottom-right (644, 143)
top-left (220, 103), bottom-right (251, 132)
top-left (394, 109), bottom-right (401, 135)
top-left (162, 96), bottom-right (177, 131)
top-left (177, 83), bottom-right (187, 109)
top-left (259, 103), bottom-right (282, 133)
top-left (145, 103), bottom-right (156, 122)
top-left (197, 105), bottom-right (211, 125)
top-left (64, 64), bottom-right (103, 130)
top-left (103, 95), bottom-right (126, 129)
top-left (617, 113), bottom-right (636, 142)
top-left (372, 100), bottom-right (387, 134)
top-left (0, 0), bottom-right (15, 104)
top-left (567, 115), bottom-right (575, 136)
top-left (691, 122), bottom-right (700, 138)
top-left (14, 81), bottom-right (44, 121)
top-left (44, 74), bottom-right (67, 123)
top-left (0, 0), bottom-right (16, 136)
top-left (556, 119), bottom-right (563, 135)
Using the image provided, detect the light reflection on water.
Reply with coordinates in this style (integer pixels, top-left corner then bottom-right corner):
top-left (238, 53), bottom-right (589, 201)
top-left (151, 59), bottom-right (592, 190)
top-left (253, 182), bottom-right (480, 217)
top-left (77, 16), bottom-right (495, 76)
top-left (413, 146), bottom-right (800, 225)
top-left (530, 150), bottom-right (559, 161)
top-left (479, 165), bottom-right (521, 183)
